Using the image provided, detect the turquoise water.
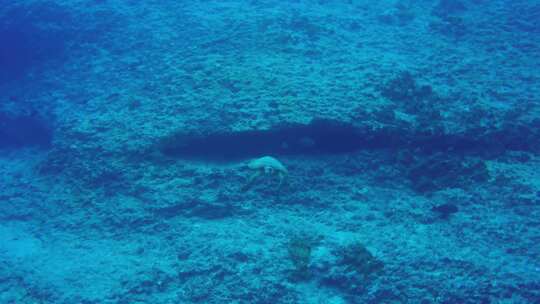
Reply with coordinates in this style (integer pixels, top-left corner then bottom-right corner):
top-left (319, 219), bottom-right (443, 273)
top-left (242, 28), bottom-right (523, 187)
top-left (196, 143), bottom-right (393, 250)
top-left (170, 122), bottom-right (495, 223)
top-left (1, 0), bottom-right (539, 303)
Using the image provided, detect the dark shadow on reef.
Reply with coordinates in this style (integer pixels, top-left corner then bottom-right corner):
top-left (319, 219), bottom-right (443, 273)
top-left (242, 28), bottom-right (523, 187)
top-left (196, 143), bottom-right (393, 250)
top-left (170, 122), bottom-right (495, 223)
top-left (0, 112), bottom-right (53, 149)
top-left (158, 118), bottom-right (540, 162)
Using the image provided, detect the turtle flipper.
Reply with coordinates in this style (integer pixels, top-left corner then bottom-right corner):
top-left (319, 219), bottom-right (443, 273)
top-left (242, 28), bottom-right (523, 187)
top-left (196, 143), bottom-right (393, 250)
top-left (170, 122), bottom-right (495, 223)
top-left (241, 170), bottom-right (262, 192)
top-left (277, 171), bottom-right (287, 190)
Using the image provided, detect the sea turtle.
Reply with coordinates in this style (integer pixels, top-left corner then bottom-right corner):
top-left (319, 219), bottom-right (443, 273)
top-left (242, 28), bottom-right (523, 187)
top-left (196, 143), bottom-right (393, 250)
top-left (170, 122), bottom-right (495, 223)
top-left (241, 156), bottom-right (288, 192)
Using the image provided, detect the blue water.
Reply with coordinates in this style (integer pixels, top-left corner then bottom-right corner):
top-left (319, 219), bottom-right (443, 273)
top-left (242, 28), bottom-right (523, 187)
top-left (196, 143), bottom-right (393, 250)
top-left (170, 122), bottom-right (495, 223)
top-left (1, 0), bottom-right (539, 303)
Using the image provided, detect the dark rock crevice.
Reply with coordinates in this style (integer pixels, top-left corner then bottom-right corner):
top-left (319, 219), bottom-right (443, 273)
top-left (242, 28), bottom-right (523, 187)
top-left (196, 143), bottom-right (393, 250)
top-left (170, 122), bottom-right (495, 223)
top-left (157, 118), bottom-right (540, 161)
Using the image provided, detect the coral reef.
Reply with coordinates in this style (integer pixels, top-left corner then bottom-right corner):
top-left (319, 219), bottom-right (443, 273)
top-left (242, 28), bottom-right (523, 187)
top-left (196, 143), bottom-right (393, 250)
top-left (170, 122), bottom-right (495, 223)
top-left (0, 0), bottom-right (539, 303)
